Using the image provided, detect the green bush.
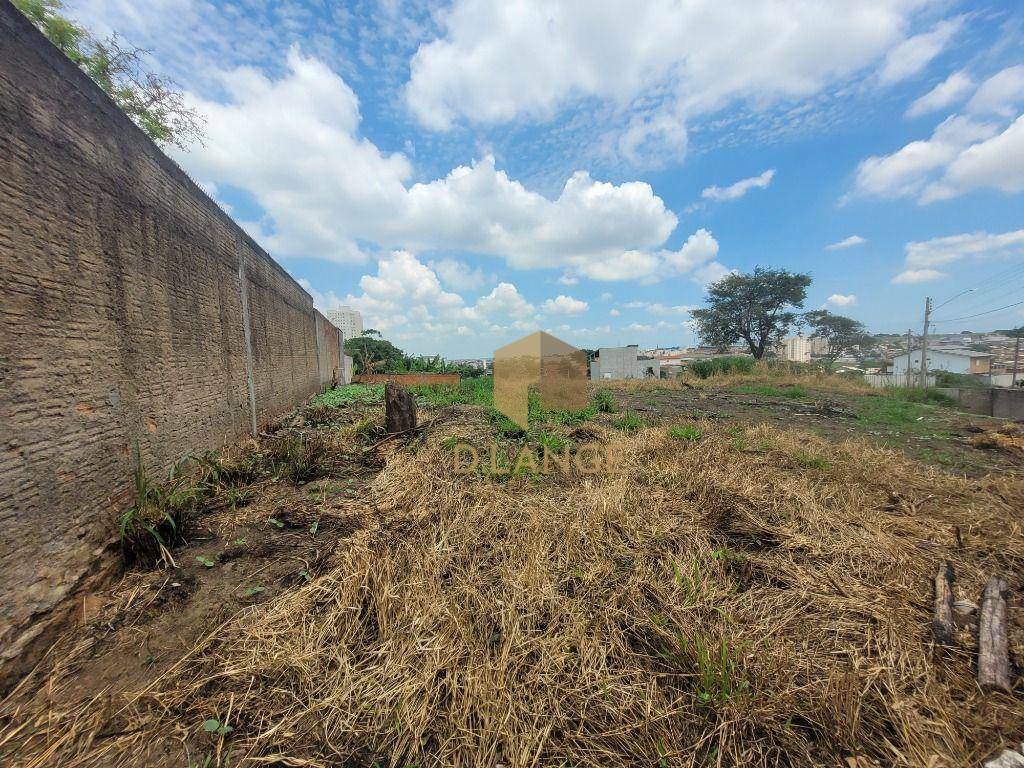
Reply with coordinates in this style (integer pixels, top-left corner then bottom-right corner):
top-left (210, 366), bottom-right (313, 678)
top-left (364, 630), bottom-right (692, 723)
top-left (687, 356), bottom-right (756, 379)
top-left (410, 377), bottom-right (494, 407)
top-left (886, 387), bottom-right (954, 406)
top-left (934, 370), bottom-right (988, 388)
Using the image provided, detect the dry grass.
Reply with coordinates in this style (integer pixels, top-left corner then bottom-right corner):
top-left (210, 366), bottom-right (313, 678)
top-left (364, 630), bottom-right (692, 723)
top-left (596, 361), bottom-right (875, 396)
top-left (970, 424), bottom-right (1024, 459)
top-left (2, 410), bottom-right (1022, 767)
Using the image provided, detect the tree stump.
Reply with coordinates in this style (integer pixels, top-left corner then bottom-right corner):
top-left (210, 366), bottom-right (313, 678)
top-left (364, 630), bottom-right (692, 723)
top-left (385, 382), bottom-right (417, 434)
top-left (978, 575), bottom-right (1012, 693)
top-left (933, 561), bottom-right (956, 645)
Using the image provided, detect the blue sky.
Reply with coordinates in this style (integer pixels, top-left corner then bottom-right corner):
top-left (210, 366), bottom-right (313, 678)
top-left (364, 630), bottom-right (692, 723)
top-left (68, 0), bottom-right (1024, 356)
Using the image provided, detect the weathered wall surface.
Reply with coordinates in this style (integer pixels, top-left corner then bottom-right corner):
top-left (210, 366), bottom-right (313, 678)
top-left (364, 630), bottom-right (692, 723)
top-left (0, 2), bottom-right (341, 684)
top-left (936, 387), bottom-right (1024, 420)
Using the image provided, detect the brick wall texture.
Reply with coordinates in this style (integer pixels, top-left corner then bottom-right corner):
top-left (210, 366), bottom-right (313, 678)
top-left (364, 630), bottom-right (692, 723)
top-left (0, 2), bottom-right (343, 685)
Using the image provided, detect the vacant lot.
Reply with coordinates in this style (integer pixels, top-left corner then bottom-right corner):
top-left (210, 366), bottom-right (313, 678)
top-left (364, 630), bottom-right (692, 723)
top-left (2, 373), bottom-right (1021, 767)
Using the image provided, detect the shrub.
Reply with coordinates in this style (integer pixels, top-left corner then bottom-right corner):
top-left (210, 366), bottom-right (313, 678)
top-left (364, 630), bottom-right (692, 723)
top-left (688, 356), bottom-right (756, 379)
top-left (593, 389), bottom-right (616, 413)
top-left (886, 387), bottom-right (954, 406)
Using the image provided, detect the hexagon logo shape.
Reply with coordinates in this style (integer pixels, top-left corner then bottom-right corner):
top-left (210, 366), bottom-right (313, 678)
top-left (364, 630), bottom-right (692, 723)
top-left (493, 331), bottom-right (589, 429)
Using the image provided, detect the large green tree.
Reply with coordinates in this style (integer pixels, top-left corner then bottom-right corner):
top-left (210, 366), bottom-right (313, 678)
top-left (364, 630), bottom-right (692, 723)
top-left (13, 0), bottom-right (203, 149)
top-left (691, 267), bottom-right (812, 359)
top-left (802, 310), bottom-right (872, 369)
top-left (344, 335), bottom-right (405, 375)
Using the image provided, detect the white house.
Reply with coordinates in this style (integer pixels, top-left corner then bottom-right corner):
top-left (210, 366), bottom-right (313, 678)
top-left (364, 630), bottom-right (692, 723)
top-left (890, 347), bottom-right (991, 375)
top-left (590, 345), bottom-right (660, 380)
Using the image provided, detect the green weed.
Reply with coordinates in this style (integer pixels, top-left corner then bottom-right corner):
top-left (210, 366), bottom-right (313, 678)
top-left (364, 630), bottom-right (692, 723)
top-left (536, 431), bottom-right (569, 454)
top-left (612, 411), bottom-right (645, 432)
top-left (119, 448), bottom-right (204, 567)
top-left (311, 383), bottom-right (385, 407)
top-left (688, 356), bottom-right (756, 379)
top-left (853, 396), bottom-right (947, 434)
top-left (593, 389), bottom-right (616, 413)
top-left (410, 377), bottom-right (494, 407)
top-left (794, 450), bottom-right (829, 470)
top-left (734, 383), bottom-right (809, 399)
top-left (667, 425), bottom-right (701, 441)
top-left (885, 386), bottom-right (955, 406)
top-left (269, 433), bottom-right (330, 483)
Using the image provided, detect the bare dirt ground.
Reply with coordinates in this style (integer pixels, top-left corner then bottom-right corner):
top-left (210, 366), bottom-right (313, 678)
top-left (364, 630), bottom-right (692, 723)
top-left (613, 380), bottom-right (1022, 477)
top-left (1, 377), bottom-right (1021, 767)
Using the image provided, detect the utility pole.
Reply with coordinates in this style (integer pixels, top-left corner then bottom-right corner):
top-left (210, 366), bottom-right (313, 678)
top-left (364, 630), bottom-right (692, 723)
top-left (1013, 331), bottom-right (1022, 388)
top-left (919, 297), bottom-right (932, 389)
top-left (906, 329), bottom-right (912, 385)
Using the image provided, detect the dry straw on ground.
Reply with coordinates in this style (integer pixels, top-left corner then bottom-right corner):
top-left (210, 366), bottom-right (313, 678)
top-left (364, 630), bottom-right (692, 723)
top-left (2, 409), bottom-right (1022, 767)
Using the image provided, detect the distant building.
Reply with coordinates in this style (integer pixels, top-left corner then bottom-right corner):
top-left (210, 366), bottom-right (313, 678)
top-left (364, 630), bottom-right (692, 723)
top-left (890, 347), bottom-right (991, 375)
top-left (590, 345), bottom-right (660, 380)
top-left (779, 334), bottom-right (828, 362)
top-left (448, 358), bottom-right (489, 370)
top-left (326, 306), bottom-right (363, 340)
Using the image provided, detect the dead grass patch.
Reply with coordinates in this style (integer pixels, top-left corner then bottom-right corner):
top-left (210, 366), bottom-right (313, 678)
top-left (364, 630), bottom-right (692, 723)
top-left (2, 415), bottom-right (1021, 768)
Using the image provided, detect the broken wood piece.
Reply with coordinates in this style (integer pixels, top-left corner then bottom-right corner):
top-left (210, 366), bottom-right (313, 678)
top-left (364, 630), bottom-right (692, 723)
top-left (932, 561), bottom-right (956, 645)
top-left (978, 575), bottom-right (1012, 693)
top-left (954, 599), bottom-right (978, 628)
top-left (983, 749), bottom-right (1024, 768)
top-left (384, 382), bottom-right (417, 434)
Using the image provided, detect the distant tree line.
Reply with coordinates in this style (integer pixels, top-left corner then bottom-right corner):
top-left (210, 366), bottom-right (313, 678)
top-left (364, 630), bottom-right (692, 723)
top-left (691, 267), bottom-right (871, 368)
top-left (344, 330), bottom-right (486, 377)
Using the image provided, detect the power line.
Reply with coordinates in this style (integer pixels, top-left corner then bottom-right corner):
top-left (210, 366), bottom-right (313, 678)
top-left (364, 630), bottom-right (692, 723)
top-left (932, 261), bottom-right (1024, 311)
top-left (931, 299), bottom-right (1024, 324)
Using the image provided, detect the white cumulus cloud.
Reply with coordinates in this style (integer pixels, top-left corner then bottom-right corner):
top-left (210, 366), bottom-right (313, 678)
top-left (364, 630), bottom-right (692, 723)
top-left (892, 268), bottom-right (948, 284)
top-left (890, 229), bottom-right (1024, 284)
top-left (175, 47), bottom-right (716, 282)
top-left (906, 71), bottom-right (973, 117)
top-left (921, 115), bottom-right (1024, 202)
top-left (966, 65), bottom-right (1024, 117)
top-left (429, 258), bottom-right (493, 292)
top-left (824, 294), bottom-right (857, 308)
top-left (542, 295), bottom-right (589, 315)
top-left (701, 169), bottom-right (775, 202)
top-left (825, 235), bottom-right (867, 250)
top-left (406, 0), bottom-right (952, 136)
top-left (852, 115), bottom-right (997, 201)
top-left (904, 230), bottom-right (1024, 268)
top-left (877, 17), bottom-right (963, 86)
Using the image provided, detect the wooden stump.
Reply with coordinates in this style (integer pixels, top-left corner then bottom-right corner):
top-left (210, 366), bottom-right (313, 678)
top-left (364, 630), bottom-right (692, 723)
top-left (385, 382), bottom-right (417, 434)
top-left (933, 561), bottom-right (956, 645)
top-left (978, 575), bottom-right (1012, 693)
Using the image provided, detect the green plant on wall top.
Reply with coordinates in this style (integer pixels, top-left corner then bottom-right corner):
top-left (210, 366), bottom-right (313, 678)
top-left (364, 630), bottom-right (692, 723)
top-left (12, 0), bottom-right (204, 149)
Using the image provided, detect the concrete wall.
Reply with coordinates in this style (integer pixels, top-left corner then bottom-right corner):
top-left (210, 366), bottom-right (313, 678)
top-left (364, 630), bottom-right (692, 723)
top-left (590, 346), bottom-right (660, 380)
top-left (864, 374), bottom-right (936, 388)
top-left (936, 387), bottom-right (1024, 420)
top-left (993, 388), bottom-right (1024, 421)
top-left (0, 3), bottom-right (342, 684)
